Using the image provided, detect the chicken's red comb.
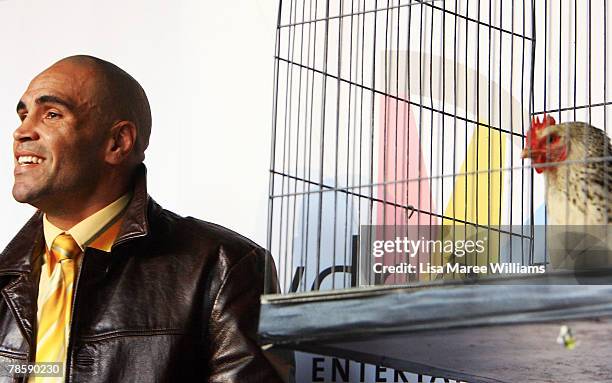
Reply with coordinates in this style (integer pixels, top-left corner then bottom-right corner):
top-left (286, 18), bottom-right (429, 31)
top-left (531, 114), bottom-right (556, 130)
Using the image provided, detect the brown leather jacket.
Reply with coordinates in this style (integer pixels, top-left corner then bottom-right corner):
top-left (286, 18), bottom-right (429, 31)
top-left (0, 166), bottom-right (283, 382)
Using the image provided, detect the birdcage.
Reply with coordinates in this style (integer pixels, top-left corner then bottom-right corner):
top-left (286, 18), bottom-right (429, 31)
top-left (261, 1), bottom-right (612, 382)
top-left (266, 0), bottom-right (537, 294)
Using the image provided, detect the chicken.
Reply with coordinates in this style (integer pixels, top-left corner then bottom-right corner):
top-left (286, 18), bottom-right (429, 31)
top-left (521, 115), bottom-right (612, 225)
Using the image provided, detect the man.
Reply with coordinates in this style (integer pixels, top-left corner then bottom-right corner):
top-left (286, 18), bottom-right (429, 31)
top-left (1, 55), bottom-right (283, 382)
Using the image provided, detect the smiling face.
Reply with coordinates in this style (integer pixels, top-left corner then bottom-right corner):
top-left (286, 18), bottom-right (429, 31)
top-left (13, 60), bottom-right (108, 211)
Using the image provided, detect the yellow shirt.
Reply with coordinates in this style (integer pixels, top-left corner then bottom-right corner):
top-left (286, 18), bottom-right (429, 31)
top-left (42, 193), bottom-right (131, 253)
top-left (36, 193), bottom-right (130, 379)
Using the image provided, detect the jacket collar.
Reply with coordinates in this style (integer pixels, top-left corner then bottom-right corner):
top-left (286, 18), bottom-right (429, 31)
top-left (113, 164), bottom-right (150, 248)
top-left (0, 164), bottom-right (151, 275)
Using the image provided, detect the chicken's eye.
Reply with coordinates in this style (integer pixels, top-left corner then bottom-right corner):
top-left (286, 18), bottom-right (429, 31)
top-left (546, 134), bottom-right (560, 145)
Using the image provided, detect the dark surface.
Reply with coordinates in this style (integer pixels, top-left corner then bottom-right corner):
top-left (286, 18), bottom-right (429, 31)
top-left (259, 273), bottom-right (612, 382)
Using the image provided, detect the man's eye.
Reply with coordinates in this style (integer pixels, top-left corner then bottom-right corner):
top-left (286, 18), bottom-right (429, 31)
top-left (45, 111), bottom-right (61, 119)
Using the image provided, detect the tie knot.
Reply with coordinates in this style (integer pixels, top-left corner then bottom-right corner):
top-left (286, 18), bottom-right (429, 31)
top-left (50, 233), bottom-right (81, 262)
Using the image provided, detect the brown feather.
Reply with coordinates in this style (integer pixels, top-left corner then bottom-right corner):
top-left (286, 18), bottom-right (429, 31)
top-left (542, 122), bottom-right (612, 225)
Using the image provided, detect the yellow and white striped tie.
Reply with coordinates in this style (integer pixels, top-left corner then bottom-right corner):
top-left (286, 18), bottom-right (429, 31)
top-left (34, 233), bottom-right (80, 378)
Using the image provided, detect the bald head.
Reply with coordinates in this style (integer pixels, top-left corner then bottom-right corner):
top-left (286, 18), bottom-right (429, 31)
top-left (53, 55), bottom-right (152, 159)
top-left (13, 55), bottom-right (152, 225)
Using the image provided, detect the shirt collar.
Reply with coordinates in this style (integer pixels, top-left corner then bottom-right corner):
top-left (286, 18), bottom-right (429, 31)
top-left (43, 193), bottom-right (131, 253)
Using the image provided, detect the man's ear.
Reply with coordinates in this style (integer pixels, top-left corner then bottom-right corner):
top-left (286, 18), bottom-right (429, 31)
top-left (105, 121), bottom-right (137, 165)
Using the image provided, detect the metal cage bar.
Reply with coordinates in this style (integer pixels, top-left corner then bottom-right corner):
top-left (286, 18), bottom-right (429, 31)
top-left (267, 0), bottom-right (612, 295)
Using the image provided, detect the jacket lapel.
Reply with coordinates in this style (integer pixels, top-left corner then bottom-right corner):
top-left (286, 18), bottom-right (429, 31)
top-left (0, 211), bottom-right (44, 350)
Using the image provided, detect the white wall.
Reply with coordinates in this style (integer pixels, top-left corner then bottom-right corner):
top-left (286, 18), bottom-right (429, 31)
top-left (0, 0), bottom-right (278, 248)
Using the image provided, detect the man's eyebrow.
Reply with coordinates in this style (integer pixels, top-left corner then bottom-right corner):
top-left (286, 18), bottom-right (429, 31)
top-left (35, 95), bottom-right (75, 110)
top-left (16, 95), bottom-right (75, 114)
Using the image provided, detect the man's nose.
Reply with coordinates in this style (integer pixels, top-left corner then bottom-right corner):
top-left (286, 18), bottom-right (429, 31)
top-left (13, 118), bottom-right (39, 142)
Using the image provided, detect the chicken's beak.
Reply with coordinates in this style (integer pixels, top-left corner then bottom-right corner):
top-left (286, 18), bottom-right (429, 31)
top-left (520, 148), bottom-right (532, 159)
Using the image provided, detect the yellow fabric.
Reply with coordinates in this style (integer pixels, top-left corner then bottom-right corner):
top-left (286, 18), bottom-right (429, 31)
top-left (42, 193), bottom-right (131, 252)
top-left (32, 193), bottom-right (130, 382)
top-left (432, 124), bottom-right (506, 279)
top-left (34, 234), bottom-right (79, 380)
